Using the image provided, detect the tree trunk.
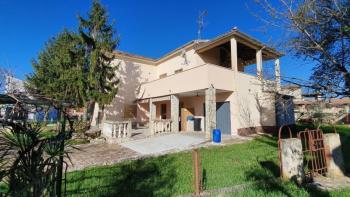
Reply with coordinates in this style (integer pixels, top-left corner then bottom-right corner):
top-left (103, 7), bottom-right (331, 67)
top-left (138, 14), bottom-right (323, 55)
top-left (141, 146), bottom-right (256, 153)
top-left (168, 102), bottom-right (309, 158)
top-left (55, 110), bottom-right (66, 197)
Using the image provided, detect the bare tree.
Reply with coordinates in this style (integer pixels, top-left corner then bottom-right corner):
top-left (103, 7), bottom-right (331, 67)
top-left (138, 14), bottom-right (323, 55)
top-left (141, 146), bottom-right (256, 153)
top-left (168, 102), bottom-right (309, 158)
top-left (252, 0), bottom-right (350, 98)
top-left (0, 67), bottom-right (11, 93)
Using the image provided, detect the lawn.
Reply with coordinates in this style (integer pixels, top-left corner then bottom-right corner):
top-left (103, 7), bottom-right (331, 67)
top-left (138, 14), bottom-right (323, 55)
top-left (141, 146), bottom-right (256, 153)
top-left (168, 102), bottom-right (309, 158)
top-left (65, 124), bottom-right (350, 197)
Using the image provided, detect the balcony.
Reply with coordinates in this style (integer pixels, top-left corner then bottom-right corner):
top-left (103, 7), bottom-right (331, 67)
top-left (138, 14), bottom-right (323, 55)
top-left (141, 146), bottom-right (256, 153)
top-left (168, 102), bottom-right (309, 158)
top-left (138, 64), bottom-right (235, 99)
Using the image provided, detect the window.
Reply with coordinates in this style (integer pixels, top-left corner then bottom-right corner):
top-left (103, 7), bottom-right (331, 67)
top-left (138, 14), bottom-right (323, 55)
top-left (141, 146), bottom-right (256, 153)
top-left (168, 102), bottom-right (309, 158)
top-left (159, 73), bottom-right (167, 79)
top-left (161, 104), bottom-right (167, 119)
top-left (174, 69), bottom-right (183, 74)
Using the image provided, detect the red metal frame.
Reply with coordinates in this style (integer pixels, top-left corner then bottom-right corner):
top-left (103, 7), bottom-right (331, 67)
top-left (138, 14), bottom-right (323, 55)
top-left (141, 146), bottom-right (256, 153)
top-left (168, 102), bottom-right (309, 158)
top-left (297, 128), bottom-right (327, 178)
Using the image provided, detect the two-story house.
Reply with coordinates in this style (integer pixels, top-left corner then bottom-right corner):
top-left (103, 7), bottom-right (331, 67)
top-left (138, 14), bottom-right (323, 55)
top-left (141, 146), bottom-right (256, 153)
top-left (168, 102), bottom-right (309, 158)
top-left (92, 29), bottom-right (294, 139)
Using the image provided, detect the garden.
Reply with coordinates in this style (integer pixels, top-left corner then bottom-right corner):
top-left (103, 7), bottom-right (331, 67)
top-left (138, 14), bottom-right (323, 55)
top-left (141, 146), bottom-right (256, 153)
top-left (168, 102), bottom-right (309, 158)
top-left (64, 124), bottom-right (350, 196)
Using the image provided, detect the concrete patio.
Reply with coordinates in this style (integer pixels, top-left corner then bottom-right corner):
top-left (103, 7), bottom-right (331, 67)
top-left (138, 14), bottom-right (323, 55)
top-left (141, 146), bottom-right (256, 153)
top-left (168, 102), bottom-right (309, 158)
top-left (121, 132), bottom-right (208, 155)
top-left (67, 131), bottom-right (253, 172)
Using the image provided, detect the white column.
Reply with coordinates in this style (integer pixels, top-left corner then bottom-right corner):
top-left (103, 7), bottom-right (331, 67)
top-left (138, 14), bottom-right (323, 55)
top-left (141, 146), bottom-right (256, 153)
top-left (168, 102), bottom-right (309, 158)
top-left (230, 38), bottom-right (238, 72)
top-left (170, 95), bottom-right (179, 132)
top-left (275, 58), bottom-right (281, 91)
top-left (149, 98), bottom-right (156, 135)
top-left (256, 49), bottom-right (263, 80)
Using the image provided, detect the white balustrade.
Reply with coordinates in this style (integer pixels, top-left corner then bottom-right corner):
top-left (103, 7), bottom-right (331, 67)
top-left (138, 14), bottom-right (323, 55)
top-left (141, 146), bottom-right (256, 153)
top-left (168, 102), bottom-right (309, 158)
top-left (151, 119), bottom-right (172, 135)
top-left (102, 120), bottom-right (132, 141)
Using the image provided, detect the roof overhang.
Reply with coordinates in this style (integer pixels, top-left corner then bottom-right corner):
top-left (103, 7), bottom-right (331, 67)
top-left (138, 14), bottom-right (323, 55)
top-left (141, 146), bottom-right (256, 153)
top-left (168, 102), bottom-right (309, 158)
top-left (114, 29), bottom-right (283, 66)
top-left (196, 29), bottom-right (283, 59)
top-left (0, 93), bottom-right (56, 106)
top-left (114, 51), bottom-right (157, 65)
top-left (114, 40), bottom-right (209, 66)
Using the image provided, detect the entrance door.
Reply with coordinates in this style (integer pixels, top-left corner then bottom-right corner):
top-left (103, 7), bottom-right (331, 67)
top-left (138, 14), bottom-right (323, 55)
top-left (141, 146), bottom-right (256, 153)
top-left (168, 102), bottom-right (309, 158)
top-left (216, 102), bottom-right (231, 134)
top-left (181, 108), bottom-right (194, 131)
top-left (160, 104), bottom-right (167, 119)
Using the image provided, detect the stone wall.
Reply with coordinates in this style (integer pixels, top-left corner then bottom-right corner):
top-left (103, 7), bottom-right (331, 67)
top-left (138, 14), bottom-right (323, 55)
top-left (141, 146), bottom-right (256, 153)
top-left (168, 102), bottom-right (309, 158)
top-left (324, 133), bottom-right (345, 178)
top-left (205, 86), bottom-right (216, 139)
top-left (280, 138), bottom-right (304, 183)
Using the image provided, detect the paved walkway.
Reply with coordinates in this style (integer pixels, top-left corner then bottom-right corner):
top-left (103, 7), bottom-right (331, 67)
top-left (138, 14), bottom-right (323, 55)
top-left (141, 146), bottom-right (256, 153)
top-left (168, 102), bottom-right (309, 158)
top-left (121, 133), bottom-right (208, 155)
top-left (67, 143), bottom-right (139, 172)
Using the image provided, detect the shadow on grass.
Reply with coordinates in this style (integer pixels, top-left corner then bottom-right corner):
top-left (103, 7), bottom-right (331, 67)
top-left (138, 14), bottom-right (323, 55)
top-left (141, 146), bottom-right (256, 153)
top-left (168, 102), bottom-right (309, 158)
top-left (245, 160), bottom-right (293, 197)
top-left (66, 156), bottom-right (177, 197)
top-left (246, 159), bottom-right (331, 197)
top-left (253, 136), bottom-right (278, 148)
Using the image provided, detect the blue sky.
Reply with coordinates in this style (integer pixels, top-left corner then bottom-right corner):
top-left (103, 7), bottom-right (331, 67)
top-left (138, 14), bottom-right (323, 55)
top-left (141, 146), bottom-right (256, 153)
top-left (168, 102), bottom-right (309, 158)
top-left (0, 0), bottom-right (313, 81)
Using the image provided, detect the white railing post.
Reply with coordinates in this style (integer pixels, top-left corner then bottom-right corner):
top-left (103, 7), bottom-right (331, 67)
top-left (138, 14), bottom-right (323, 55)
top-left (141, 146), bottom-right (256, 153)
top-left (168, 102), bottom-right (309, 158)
top-left (118, 124), bottom-right (121, 138)
top-left (102, 120), bottom-right (133, 142)
top-left (123, 123), bottom-right (127, 138)
top-left (111, 124), bottom-right (115, 138)
top-left (151, 119), bottom-right (172, 135)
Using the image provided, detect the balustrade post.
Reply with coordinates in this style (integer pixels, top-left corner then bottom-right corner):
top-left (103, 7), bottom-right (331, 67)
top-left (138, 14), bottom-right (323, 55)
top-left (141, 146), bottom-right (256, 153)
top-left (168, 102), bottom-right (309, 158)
top-left (127, 120), bottom-right (132, 138)
top-left (118, 124), bottom-right (121, 138)
top-left (111, 123), bottom-right (114, 138)
top-left (123, 123), bottom-right (127, 138)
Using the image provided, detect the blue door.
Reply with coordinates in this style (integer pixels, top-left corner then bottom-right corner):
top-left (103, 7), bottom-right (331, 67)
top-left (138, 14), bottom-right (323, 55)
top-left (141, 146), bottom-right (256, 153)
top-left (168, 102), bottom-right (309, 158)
top-left (216, 102), bottom-right (231, 135)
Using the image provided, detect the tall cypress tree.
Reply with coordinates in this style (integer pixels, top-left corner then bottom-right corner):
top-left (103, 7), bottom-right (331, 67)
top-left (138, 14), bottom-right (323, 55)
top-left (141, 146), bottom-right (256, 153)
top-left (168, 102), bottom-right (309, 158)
top-left (78, 0), bottom-right (119, 106)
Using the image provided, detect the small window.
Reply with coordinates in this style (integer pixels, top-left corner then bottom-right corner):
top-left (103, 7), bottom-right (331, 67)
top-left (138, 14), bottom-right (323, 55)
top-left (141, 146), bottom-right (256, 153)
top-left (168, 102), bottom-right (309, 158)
top-left (174, 69), bottom-right (183, 74)
top-left (159, 73), bottom-right (167, 79)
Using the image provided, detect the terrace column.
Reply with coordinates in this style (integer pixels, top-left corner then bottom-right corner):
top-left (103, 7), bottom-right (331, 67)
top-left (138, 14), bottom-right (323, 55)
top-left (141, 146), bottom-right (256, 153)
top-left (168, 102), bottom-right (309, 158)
top-left (205, 85), bottom-right (216, 140)
top-left (256, 49), bottom-right (263, 80)
top-left (170, 95), bottom-right (179, 132)
top-left (275, 58), bottom-right (281, 91)
top-left (149, 98), bottom-right (156, 135)
top-left (230, 38), bottom-right (238, 72)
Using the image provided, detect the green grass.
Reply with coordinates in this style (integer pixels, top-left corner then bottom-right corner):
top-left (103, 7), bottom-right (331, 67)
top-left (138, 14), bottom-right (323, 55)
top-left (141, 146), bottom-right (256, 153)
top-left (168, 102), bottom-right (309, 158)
top-left (65, 125), bottom-right (350, 197)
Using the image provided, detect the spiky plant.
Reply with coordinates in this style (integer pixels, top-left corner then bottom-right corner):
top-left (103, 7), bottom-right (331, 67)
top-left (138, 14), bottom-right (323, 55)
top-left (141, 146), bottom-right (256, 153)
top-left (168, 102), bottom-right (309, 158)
top-left (0, 120), bottom-right (73, 196)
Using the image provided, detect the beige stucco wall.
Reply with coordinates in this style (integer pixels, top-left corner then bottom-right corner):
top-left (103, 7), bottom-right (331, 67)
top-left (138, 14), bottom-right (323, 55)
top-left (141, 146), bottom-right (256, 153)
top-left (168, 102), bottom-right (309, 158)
top-left (97, 39), bottom-right (279, 134)
top-left (230, 72), bottom-right (276, 133)
top-left (156, 49), bottom-right (205, 77)
top-left (139, 64), bottom-right (235, 99)
top-left (199, 48), bottom-right (221, 66)
top-left (104, 59), bottom-right (156, 121)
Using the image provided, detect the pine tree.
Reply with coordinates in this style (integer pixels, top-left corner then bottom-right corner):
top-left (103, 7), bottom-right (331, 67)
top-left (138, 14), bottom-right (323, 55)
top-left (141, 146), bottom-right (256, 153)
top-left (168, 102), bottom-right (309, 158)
top-left (27, 30), bottom-right (87, 107)
top-left (78, 0), bottom-right (119, 106)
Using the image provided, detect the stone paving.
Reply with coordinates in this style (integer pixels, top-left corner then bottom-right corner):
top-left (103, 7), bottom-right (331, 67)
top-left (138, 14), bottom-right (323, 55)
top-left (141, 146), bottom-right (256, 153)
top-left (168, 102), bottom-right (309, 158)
top-left (66, 142), bottom-right (139, 172)
top-left (311, 175), bottom-right (350, 191)
top-left (66, 132), bottom-right (254, 172)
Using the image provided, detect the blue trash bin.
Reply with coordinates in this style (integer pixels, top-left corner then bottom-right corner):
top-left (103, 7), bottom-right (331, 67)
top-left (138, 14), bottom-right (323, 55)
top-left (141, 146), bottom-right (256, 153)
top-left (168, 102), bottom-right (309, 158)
top-left (212, 129), bottom-right (221, 143)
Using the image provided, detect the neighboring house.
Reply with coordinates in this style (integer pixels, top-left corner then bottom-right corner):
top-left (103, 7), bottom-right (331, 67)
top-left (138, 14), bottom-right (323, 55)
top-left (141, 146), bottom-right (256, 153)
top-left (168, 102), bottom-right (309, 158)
top-left (93, 29), bottom-right (295, 137)
top-left (280, 85), bottom-right (303, 101)
top-left (283, 85), bottom-right (350, 124)
top-left (295, 97), bottom-right (350, 124)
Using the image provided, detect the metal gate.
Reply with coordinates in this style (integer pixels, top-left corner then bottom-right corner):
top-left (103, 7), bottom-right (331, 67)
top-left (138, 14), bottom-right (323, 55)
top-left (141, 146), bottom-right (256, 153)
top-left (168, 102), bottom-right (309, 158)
top-left (298, 129), bottom-right (327, 178)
